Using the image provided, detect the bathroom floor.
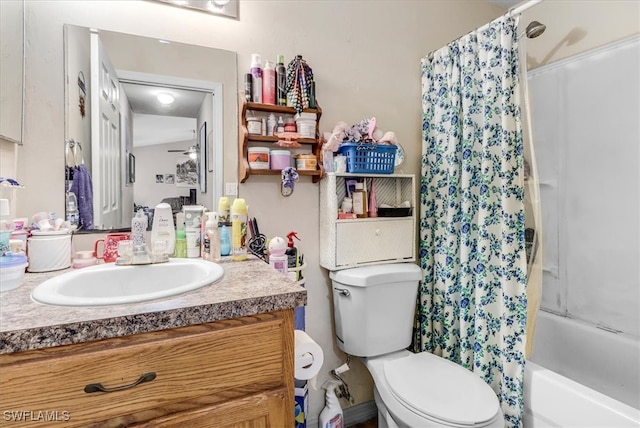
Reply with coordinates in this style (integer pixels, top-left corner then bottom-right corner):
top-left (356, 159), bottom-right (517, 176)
top-left (348, 417), bottom-right (378, 428)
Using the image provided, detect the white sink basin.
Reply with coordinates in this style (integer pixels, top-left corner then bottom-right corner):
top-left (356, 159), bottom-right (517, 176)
top-left (32, 259), bottom-right (224, 307)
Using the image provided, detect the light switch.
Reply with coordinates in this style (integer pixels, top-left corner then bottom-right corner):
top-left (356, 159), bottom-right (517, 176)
top-left (225, 182), bottom-right (238, 196)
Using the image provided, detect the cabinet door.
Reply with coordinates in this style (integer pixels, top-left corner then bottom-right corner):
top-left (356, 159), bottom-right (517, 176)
top-left (0, 316), bottom-right (290, 427)
top-left (335, 218), bottom-right (414, 266)
top-left (135, 388), bottom-right (287, 428)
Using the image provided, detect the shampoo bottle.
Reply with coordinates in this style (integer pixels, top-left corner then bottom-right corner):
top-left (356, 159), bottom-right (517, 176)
top-left (231, 198), bottom-right (248, 261)
top-left (151, 202), bottom-right (176, 255)
top-left (319, 381), bottom-right (343, 428)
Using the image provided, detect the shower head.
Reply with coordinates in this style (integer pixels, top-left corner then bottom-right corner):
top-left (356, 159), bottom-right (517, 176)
top-left (525, 21), bottom-right (547, 38)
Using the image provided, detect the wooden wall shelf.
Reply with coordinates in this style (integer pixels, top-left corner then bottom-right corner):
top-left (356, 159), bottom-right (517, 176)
top-left (239, 101), bottom-right (323, 183)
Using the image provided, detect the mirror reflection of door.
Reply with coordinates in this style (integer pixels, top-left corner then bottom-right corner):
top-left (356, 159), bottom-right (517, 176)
top-left (91, 31), bottom-right (122, 229)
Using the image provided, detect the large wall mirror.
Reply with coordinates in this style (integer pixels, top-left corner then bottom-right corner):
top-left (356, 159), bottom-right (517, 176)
top-left (64, 24), bottom-right (237, 232)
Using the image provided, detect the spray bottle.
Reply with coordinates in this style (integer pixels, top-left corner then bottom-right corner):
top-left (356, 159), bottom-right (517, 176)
top-left (319, 381), bottom-right (343, 428)
top-left (286, 231), bottom-right (301, 273)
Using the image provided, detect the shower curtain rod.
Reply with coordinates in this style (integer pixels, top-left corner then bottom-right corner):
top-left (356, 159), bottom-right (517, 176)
top-left (425, 0), bottom-right (544, 61)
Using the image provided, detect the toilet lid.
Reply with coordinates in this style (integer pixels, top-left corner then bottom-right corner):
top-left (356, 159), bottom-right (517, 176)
top-left (383, 352), bottom-right (499, 426)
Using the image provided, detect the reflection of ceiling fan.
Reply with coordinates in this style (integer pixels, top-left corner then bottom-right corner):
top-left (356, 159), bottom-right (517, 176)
top-left (167, 130), bottom-right (198, 159)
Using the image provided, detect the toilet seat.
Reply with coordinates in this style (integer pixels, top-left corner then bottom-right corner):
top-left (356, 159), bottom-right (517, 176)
top-left (366, 351), bottom-right (503, 427)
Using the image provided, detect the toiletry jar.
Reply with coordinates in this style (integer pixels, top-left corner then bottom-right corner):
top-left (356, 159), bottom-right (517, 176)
top-left (295, 154), bottom-right (317, 171)
top-left (247, 116), bottom-right (262, 135)
top-left (0, 254), bottom-right (28, 291)
top-left (248, 147), bottom-right (270, 170)
top-left (27, 231), bottom-right (72, 272)
top-left (271, 150), bottom-right (291, 170)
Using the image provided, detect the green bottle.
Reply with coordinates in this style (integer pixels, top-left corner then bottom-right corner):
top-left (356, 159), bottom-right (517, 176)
top-left (175, 229), bottom-right (187, 258)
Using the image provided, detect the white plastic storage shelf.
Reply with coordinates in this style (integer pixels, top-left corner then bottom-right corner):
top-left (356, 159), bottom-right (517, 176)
top-left (320, 173), bottom-right (416, 270)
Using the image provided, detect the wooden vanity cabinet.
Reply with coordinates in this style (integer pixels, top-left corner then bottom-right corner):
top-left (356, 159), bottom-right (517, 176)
top-left (0, 311), bottom-right (294, 427)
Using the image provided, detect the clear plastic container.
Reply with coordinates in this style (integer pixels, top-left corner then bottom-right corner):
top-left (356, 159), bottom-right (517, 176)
top-left (0, 254), bottom-right (28, 292)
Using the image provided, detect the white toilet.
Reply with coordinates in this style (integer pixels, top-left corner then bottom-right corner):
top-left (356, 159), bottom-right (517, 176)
top-left (330, 263), bottom-right (504, 428)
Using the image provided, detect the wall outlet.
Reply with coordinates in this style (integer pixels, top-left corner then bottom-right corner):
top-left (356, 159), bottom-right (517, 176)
top-left (225, 182), bottom-right (238, 196)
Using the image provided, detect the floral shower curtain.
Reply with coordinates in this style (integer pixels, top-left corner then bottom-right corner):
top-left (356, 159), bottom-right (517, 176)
top-left (415, 15), bottom-right (528, 427)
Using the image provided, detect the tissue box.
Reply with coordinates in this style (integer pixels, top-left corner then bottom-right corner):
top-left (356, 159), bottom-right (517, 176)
top-left (294, 380), bottom-right (308, 428)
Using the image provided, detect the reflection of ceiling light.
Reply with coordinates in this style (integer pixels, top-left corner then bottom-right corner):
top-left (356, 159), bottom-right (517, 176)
top-left (158, 39), bottom-right (171, 44)
top-left (157, 93), bottom-right (175, 105)
top-left (187, 146), bottom-right (198, 159)
top-left (212, 0), bottom-right (230, 5)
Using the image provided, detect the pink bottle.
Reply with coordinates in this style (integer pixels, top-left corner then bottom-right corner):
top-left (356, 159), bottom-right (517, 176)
top-left (368, 178), bottom-right (378, 218)
top-left (262, 60), bottom-right (276, 105)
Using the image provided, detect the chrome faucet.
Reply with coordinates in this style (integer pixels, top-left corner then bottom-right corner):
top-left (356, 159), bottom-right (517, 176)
top-left (115, 243), bottom-right (168, 265)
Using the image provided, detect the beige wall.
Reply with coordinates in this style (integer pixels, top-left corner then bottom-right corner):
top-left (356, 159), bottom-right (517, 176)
top-left (522, 0), bottom-right (639, 70)
top-left (11, 0), bottom-right (639, 424)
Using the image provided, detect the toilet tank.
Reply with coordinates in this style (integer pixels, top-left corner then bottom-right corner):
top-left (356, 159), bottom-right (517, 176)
top-left (330, 263), bottom-right (422, 357)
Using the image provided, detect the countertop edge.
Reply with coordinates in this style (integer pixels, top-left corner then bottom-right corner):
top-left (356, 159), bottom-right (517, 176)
top-left (0, 258), bottom-right (307, 354)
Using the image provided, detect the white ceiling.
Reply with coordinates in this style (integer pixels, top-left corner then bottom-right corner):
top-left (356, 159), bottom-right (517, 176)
top-left (121, 82), bottom-right (206, 147)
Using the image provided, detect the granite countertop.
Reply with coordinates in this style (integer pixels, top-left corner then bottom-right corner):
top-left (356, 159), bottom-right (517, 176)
top-left (0, 257), bottom-right (307, 354)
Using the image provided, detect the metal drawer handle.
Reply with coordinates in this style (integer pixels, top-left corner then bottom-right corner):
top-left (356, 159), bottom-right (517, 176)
top-left (84, 372), bottom-right (157, 393)
top-left (334, 287), bottom-right (350, 297)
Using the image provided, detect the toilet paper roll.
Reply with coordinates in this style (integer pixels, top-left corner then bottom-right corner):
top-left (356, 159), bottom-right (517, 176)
top-left (294, 330), bottom-right (324, 381)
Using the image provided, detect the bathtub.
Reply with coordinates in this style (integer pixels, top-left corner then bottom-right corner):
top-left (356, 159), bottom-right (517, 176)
top-left (524, 310), bottom-right (640, 427)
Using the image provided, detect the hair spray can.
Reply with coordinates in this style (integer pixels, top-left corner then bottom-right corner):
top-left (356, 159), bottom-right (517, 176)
top-left (231, 198), bottom-right (248, 261)
top-left (250, 54), bottom-right (263, 104)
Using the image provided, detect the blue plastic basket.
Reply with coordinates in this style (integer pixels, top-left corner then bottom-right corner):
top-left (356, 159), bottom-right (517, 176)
top-left (337, 142), bottom-right (397, 174)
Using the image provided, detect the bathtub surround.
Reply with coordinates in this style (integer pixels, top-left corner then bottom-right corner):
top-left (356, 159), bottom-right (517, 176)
top-left (418, 15), bottom-right (528, 427)
top-left (528, 35), bottom-right (640, 409)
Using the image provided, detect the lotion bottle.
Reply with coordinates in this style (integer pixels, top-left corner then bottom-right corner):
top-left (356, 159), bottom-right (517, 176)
top-left (151, 202), bottom-right (176, 255)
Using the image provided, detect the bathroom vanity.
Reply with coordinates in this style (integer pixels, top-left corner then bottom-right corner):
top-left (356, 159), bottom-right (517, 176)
top-left (0, 258), bottom-right (306, 427)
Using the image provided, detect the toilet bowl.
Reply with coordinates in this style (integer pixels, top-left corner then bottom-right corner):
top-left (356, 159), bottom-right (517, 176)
top-left (330, 263), bottom-right (504, 428)
top-left (365, 350), bottom-right (504, 428)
